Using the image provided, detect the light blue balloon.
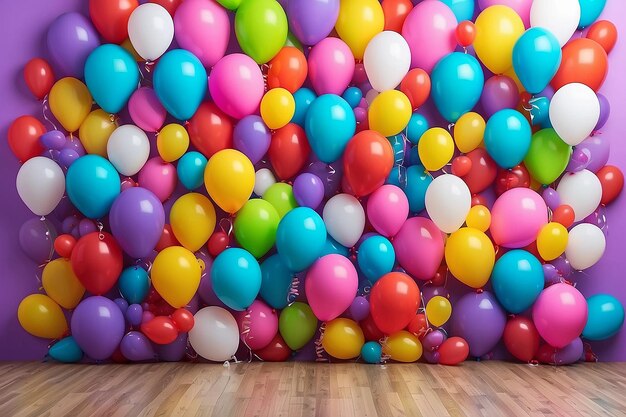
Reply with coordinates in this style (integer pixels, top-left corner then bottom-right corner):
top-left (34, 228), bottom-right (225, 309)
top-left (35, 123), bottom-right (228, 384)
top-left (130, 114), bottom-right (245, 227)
top-left (320, 235), bottom-right (349, 257)
top-left (84, 44), bottom-right (139, 114)
top-left (292, 87), bottom-right (316, 126)
top-left (405, 113), bottom-right (429, 144)
top-left (153, 49), bottom-right (207, 121)
top-left (439, 0), bottom-right (474, 22)
top-left (361, 341), bottom-right (382, 364)
top-left (404, 165), bottom-right (432, 213)
top-left (177, 151), bottom-right (208, 190)
top-left (118, 266), bottom-right (150, 304)
top-left (387, 135), bottom-right (406, 165)
top-left (484, 109), bottom-right (531, 169)
top-left (431, 52), bottom-right (484, 122)
top-left (276, 207), bottom-right (327, 272)
top-left (260, 254), bottom-right (294, 309)
top-left (386, 166), bottom-right (404, 188)
top-left (66, 155), bottom-right (120, 219)
top-left (357, 235), bottom-right (395, 284)
top-left (211, 248), bottom-right (261, 311)
top-left (305, 94), bottom-right (356, 163)
top-left (512, 28), bottom-right (561, 95)
top-left (491, 250), bottom-right (543, 314)
top-left (342, 86), bottom-right (363, 109)
top-left (579, 0), bottom-right (606, 28)
top-left (583, 294), bottom-right (625, 340)
top-left (529, 96), bottom-right (550, 127)
top-left (48, 336), bottom-right (83, 363)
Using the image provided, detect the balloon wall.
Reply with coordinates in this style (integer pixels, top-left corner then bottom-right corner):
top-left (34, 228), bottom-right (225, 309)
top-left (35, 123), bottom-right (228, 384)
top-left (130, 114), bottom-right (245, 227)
top-left (2, 0), bottom-right (625, 365)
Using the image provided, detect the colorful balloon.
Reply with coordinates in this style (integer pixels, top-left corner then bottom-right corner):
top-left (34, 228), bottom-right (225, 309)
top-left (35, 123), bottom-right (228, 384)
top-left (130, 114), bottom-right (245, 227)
top-left (212, 248), bottom-right (261, 311)
top-left (490, 188), bottom-right (548, 248)
top-left (393, 217), bottom-right (444, 281)
top-left (18, 294), bottom-right (68, 339)
top-left (170, 193), bottom-right (216, 252)
top-left (344, 130), bottom-right (394, 197)
top-left (306, 255), bottom-right (358, 321)
top-left (204, 149), bottom-right (254, 214)
top-left (128, 3), bottom-right (174, 61)
top-left (49, 77), bottom-right (92, 132)
top-left (279, 302), bottom-right (318, 350)
top-left (533, 283), bottom-right (588, 348)
top-left (583, 294), bottom-right (624, 341)
top-left (492, 250), bottom-right (543, 313)
top-left (47, 13), bottom-right (100, 78)
top-left (335, 0), bottom-right (384, 60)
top-left (71, 296), bottom-right (125, 360)
top-left (305, 94), bottom-right (356, 163)
top-left (308, 37), bottom-right (355, 96)
top-left (235, 0), bottom-right (288, 64)
top-left (383, 330), bottom-right (422, 362)
top-left (152, 246), bottom-right (201, 308)
top-left (445, 227), bottom-right (495, 289)
top-left (234, 199), bottom-right (280, 258)
top-left (484, 109), bottom-right (531, 169)
top-left (370, 272), bottom-right (420, 334)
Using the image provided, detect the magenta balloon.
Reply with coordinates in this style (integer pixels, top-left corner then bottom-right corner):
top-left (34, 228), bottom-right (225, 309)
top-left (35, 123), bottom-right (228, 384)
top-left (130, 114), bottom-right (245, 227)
top-left (71, 296), bottom-right (125, 360)
top-left (128, 87), bottom-right (167, 133)
top-left (287, 0), bottom-right (339, 45)
top-left (490, 188), bottom-right (548, 248)
top-left (120, 331), bottom-right (156, 361)
top-left (46, 13), bottom-right (100, 78)
top-left (422, 329), bottom-right (446, 351)
top-left (481, 75), bottom-right (519, 118)
top-left (367, 184), bottom-right (409, 238)
top-left (138, 157), bottom-right (178, 202)
top-left (308, 37), bottom-right (355, 96)
top-left (392, 217), bottom-right (445, 280)
top-left (533, 284), bottom-right (588, 348)
top-left (237, 299), bottom-right (279, 350)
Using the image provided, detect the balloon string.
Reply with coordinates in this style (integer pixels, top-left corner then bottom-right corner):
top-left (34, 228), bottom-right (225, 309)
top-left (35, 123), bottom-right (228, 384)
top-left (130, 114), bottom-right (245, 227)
top-left (287, 276), bottom-right (299, 305)
top-left (378, 336), bottom-right (390, 364)
top-left (315, 323), bottom-right (329, 362)
top-left (97, 222), bottom-right (104, 240)
top-left (219, 217), bottom-right (233, 237)
top-left (41, 95), bottom-right (58, 131)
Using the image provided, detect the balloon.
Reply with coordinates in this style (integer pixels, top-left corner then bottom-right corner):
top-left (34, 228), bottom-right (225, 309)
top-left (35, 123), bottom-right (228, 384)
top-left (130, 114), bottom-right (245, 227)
top-left (127, 87), bottom-right (166, 133)
top-left (348, 296), bottom-right (370, 323)
top-left (293, 173), bottom-right (324, 210)
top-left (267, 123), bottom-right (310, 180)
top-left (393, 217), bottom-right (444, 280)
top-left (474, 5), bottom-right (524, 74)
top-left (438, 336), bottom-right (470, 365)
top-left (263, 183), bottom-right (298, 219)
top-left (587, 20), bottom-right (617, 53)
top-left (259, 254), bottom-right (292, 306)
top-left (254, 168), bottom-right (277, 197)
top-left (66, 155), bottom-right (120, 219)
top-left (461, 149), bottom-right (498, 194)
top-left (187, 103), bottom-right (233, 159)
top-left (422, 329), bottom-right (446, 351)
top-left (16, 157), bottom-right (64, 217)
top-left (71, 296), bottom-right (125, 359)
top-left (456, 20), bottom-right (476, 47)
top-left (7, 116), bottom-right (45, 162)
top-left (177, 152), bottom-right (207, 191)
top-left (583, 294), bottom-right (624, 341)
top-left (42, 258), bottom-right (85, 309)
top-left (204, 149), bottom-right (254, 214)
top-left (524, 128), bottom-right (571, 185)
top-left (47, 13), bottom-right (100, 78)
top-left (495, 164), bottom-right (531, 196)
top-left (70, 232), bottom-right (123, 295)
top-left (530, 0), bottom-right (580, 46)
top-left (118, 266), bottom-right (150, 304)
top-left (156, 124), bottom-right (189, 163)
top-left (550, 83), bottom-right (600, 146)
top-left (552, 204), bottom-right (576, 228)
top-left (490, 188), bottom-right (548, 248)
top-left (264, 47), bottom-right (308, 96)
top-left (210, 54), bottom-right (265, 119)
top-left (138, 157), bottom-right (177, 202)
top-left (212, 248), bottom-right (261, 311)
top-left (88, 0), bottom-right (137, 43)
top-left (370, 272), bottom-right (420, 334)
top-left (120, 331), bottom-right (156, 361)
top-left (278, 302), bottom-right (318, 350)
top-left (49, 77), bottom-right (92, 132)
top-left (512, 28), bottom-right (562, 94)
top-left (305, 255), bottom-right (358, 321)
top-left (363, 31), bottom-right (410, 92)
top-left (78, 110), bottom-right (117, 157)
top-left (276, 207), bottom-right (327, 272)
top-left (19, 218), bottom-right (56, 263)
top-left (170, 193), bottom-right (216, 252)
top-left (425, 174), bottom-right (471, 234)
top-left (238, 300), bottom-right (278, 350)
top-left (344, 130), bottom-right (394, 197)
top-left (466, 205), bottom-right (491, 232)
top-left (18, 294), bottom-right (68, 339)
top-left (152, 246), bottom-right (201, 308)
top-left (155, 333), bottom-right (188, 362)
top-left (445, 227), bottom-right (495, 289)
top-left (557, 169), bottom-right (602, 222)
top-left (335, 0), bottom-right (384, 60)
top-left (536, 222), bottom-right (568, 261)
top-left (565, 223), bottom-right (606, 271)
top-left (503, 317), bottom-right (540, 362)
top-left (254, 334), bottom-right (292, 361)
top-left (206, 231), bottom-right (229, 259)
top-left (597, 165), bottom-right (623, 205)
top-left (189, 307), bottom-right (239, 361)
top-left (367, 185), bottom-right (409, 237)
top-left (383, 330), bottom-right (422, 362)
top-left (321, 194), bottom-right (364, 248)
top-left (229, 117), bottom-right (268, 167)
top-left (368, 90), bottom-right (412, 137)
top-left (361, 341), bottom-right (383, 364)
top-left (292, 88), bottom-right (317, 127)
top-left (107, 125), bottom-right (150, 176)
top-left (286, 0), bottom-right (338, 45)
top-left (308, 37), bottom-right (355, 96)
top-left (23, 58), bottom-right (55, 100)
top-left (260, 88), bottom-right (295, 130)
top-left (305, 94), bottom-right (356, 163)
top-left (552, 39), bottom-right (608, 92)
top-left (321, 318), bottom-right (364, 360)
top-left (128, 3), bottom-right (173, 60)
top-left (426, 296), bottom-right (452, 327)
top-left (142, 316), bottom-right (178, 345)
top-left (484, 109), bottom-right (531, 169)
top-left (48, 336), bottom-right (83, 363)
top-left (400, 69), bottom-right (431, 111)
top-left (234, 199), bottom-right (280, 258)
top-left (533, 283), bottom-right (588, 348)
top-left (235, 0), bottom-right (287, 64)
top-left (579, 0), bottom-right (607, 28)
top-left (481, 75), bottom-right (519, 118)
top-left (492, 249), bottom-right (543, 313)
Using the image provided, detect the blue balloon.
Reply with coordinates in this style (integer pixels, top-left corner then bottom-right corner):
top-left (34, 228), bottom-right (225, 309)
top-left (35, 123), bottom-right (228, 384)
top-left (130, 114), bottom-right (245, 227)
top-left (387, 135), bottom-right (406, 165)
top-left (439, 0), bottom-right (474, 22)
top-left (260, 254), bottom-right (294, 309)
top-left (407, 146), bottom-right (421, 166)
top-left (405, 113), bottom-right (429, 144)
top-left (579, 0), bottom-right (606, 28)
top-left (491, 250), bottom-right (543, 314)
top-left (357, 235), bottom-right (395, 283)
top-left (211, 248), bottom-right (261, 311)
top-left (404, 165), bottom-right (432, 213)
top-left (512, 28), bottom-right (561, 95)
top-left (361, 341), bottom-right (383, 364)
top-left (66, 155), bottom-right (121, 219)
top-left (292, 87), bottom-right (316, 126)
top-left (386, 166), bottom-right (404, 188)
top-left (276, 207), bottom-right (327, 271)
top-left (305, 94), bottom-right (356, 163)
top-left (484, 109), bottom-right (531, 169)
top-left (529, 96), bottom-right (550, 127)
top-left (118, 266), bottom-right (150, 304)
top-left (342, 86), bottom-right (363, 108)
top-left (153, 49), bottom-right (207, 121)
top-left (84, 44), bottom-right (139, 114)
top-left (431, 52), bottom-right (484, 123)
top-left (583, 294), bottom-right (625, 340)
top-left (177, 151), bottom-right (208, 190)
top-left (48, 336), bottom-right (83, 363)
top-left (320, 236), bottom-right (350, 257)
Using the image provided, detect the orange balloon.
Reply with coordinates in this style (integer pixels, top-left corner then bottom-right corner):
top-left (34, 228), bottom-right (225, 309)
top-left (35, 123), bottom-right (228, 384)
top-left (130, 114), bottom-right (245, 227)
top-left (343, 130), bottom-right (394, 197)
top-left (400, 68), bottom-right (430, 110)
top-left (551, 38), bottom-right (608, 92)
top-left (586, 20), bottom-right (617, 54)
top-left (456, 21), bottom-right (476, 47)
top-left (381, 0), bottom-right (413, 33)
top-left (267, 47), bottom-right (308, 94)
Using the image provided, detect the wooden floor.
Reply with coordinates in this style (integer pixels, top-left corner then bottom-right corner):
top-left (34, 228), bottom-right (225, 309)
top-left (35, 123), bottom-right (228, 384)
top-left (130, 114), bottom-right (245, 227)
top-left (0, 361), bottom-right (625, 417)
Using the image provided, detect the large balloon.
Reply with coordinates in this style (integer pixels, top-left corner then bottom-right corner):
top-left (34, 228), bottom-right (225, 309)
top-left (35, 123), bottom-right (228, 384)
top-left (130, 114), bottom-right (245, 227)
top-left (512, 28), bottom-right (561, 94)
top-left (18, 294), bottom-right (68, 339)
top-left (474, 5), bottom-right (524, 74)
top-left (367, 185), bottom-right (409, 238)
top-left (238, 300), bottom-right (278, 350)
top-left (49, 77), bottom-right (92, 132)
top-left (369, 272), bottom-right (420, 334)
top-left (152, 246), bottom-right (201, 308)
top-left (47, 13), bottom-right (100, 78)
top-left (565, 223), bottom-right (606, 271)
top-left (107, 125), bottom-right (150, 176)
top-left (322, 318), bottom-right (364, 360)
top-left (7, 116), bottom-right (45, 163)
top-left (583, 294), bottom-right (624, 341)
top-left (557, 169), bottom-right (602, 222)
top-left (549, 83), bottom-right (600, 146)
top-left (234, 199), bottom-right (280, 258)
top-left (308, 37), bottom-right (354, 96)
top-left (286, 0), bottom-right (339, 46)
top-left (89, 0), bottom-right (138, 43)
top-left (276, 207), bottom-right (327, 272)
top-left (425, 174), bottom-right (471, 234)
top-left (503, 316), bottom-right (540, 362)
top-left (268, 124), bottom-right (311, 180)
top-left (212, 248), bottom-right (261, 311)
top-left (490, 188), bottom-right (548, 248)
top-left (187, 102), bottom-right (233, 159)
top-left (16, 157), bottom-right (65, 217)
top-left (524, 128), bottom-right (572, 185)
top-left (364, 31), bottom-right (410, 92)
top-left (71, 232), bottom-right (123, 295)
top-left (204, 149), bottom-right (255, 214)
top-left (393, 217), bottom-right (444, 280)
top-left (71, 296), bottom-right (125, 360)
top-left (335, 0), bottom-right (384, 60)
top-left (368, 90), bottom-right (412, 137)
top-left (279, 302), bottom-right (318, 350)
top-left (189, 307), bottom-right (239, 361)
top-left (235, 0), bottom-right (288, 64)
top-left (79, 109), bottom-right (118, 156)
top-left (343, 130), bottom-right (394, 197)
top-left (484, 109), bottom-right (531, 169)
top-left (305, 94), bottom-right (356, 163)
top-left (267, 47), bottom-right (308, 94)
top-left (128, 3), bottom-right (174, 61)
top-left (491, 250), bottom-right (543, 313)
top-left (357, 235), bottom-right (395, 284)
top-left (306, 255), bottom-right (358, 321)
top-left (259, 254), bottom-right (293, 309)
top-left (66, 155), bottom-right (121, 219)
top-left (552, 39), bottom-right (608, 92)
top-left (322, 194), bottom-right (364, 248)
top-left (530, 0), bottom-right (580, 46)
top-left (533, 283), bottom-right (588, 348)
top-left (445, 228), bottom-right (495, 289)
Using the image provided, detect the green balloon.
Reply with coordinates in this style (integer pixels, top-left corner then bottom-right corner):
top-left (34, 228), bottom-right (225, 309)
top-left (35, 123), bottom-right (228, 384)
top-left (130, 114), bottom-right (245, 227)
top-left (263, 183), bottom-right (298, 219)
top-left (216, 0), bottom-right (241, 10)
top-left (285, 31), bottom-right (303, 52)
top-left (235, 0), bottom-right (288, 64)
top-left (279, 302), bottom-right (318, 350)
top-left (524, 128), bottom-right (572, 185)
top-left (234, 199), bottom-right (280, 258)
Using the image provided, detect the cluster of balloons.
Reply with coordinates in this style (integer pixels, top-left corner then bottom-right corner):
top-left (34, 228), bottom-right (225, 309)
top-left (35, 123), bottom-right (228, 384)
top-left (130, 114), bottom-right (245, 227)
top-left (11, 0), bottom-right (624, 366)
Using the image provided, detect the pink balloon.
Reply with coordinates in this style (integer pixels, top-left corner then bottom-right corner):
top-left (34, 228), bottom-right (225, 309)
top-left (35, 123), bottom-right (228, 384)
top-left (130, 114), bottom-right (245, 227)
top-left (209, 53), bottom-right (264, 119)
top-left (401, 1), bottom-right (457, 73)
top-left (174, 0), bottom-right (230, 68)
top-left (305, 254), bottom-right (358, 321)
top-left (478, 0), bottom-right (532, 27)
top-left (237, 300), bottom-right (278, 350)
top-left (533, 283), bottom-right (588, 348)
top-left (490, 188), bottom-right (548, 248)
top-left (392, 217), bottom-right (444, 280)
top-left (128, 87), bottom-right (167, 133)
top-left (138, 157), bottom-right (178, 202)
top-left (367, 185), bottom-right (409, 237)
top-left (308, 37), bottom-right (355, 96)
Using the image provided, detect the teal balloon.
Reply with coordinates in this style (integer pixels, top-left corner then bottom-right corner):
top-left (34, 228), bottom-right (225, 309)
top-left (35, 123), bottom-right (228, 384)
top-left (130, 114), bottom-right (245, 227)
top-left (276, 207), bottom-right (327, 272)
top-left (388, 135), bottom-right (405, 165)
top-left (357, 235), bottom-right (395, 284)
top-left (342, 86), bottom-right (362, 109)
top-left (404, 165), bottom-right (432, 213)
top-left (491, 250), bottom-right (543, 314)
top-left (579, 0), bottom-right (606, 28)
top-left (260, 254), bottom-right (294, 309)
top-left (405, 113), bottom-right (429, 144)
top-left (439, 0), bottom-right (474, 22)
top-left (66, 155), bottom-right (120, 219)
top-left (321, 235), bottom-right (349, 257)
top-left (118, 266), bottom-right (150, 304)
top-left (211, 248), bottom-right (261, 311)
top-left (407, 145), bottom-right (421, 166)
top-left (153, 49), bottom-right (207, 121)
top-left (305, 94), bottom-right (356, 163)
top-left (583, 294), bottom-right (625, 340)
top-left (431, 52), bottom-right (484, 123)
top-left (48, 336), bottom-right (83, 363)
top-left (292, 87), bottom-right (316, 126)
top-left (177, 151), bottom-right (208, 190)
top-left (84, 44), bottom-right (139, 114)
top-left (529, 96), bottom-right (550, 127)
top-left (386, 166), bottom-right (403, 188)
top-left (484, 109), bottom-right (531, 169)
top-left (361, 341), bottom-right (382, 364)
top-left (512, 28), bottom-right (561, 94)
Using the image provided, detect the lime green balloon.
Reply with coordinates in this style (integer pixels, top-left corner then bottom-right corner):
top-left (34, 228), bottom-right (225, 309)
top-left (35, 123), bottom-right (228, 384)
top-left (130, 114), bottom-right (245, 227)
top-left (524, 128), bottom-right (572, 185)
top-left (285, 31), bottom-right (303, 52)
top-left (279, 302), bottom-right (318, 350)
top-left (263, 183), bottom-right (298, 219)
top-left (234, 199), bottom-right (279, 258)
top-left (235, 0), bottom-right (288, 64)
top-left (216, 0), bottom-right (241, 10)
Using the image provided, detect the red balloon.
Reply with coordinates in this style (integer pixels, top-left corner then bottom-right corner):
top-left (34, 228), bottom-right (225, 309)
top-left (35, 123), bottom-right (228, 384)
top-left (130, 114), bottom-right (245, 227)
top-left (370, 272), bottom-right (420, 334)
top-left (141, 316), bottom-right (179, 345)
top-left (187, 102), bottom-right (234, 159)
top-left (267, 47), bottom-right (308, 93)
top-left (151, 299), bottom-right (176, 316)
top-left (451, 156), bottom-right (472, 177)
top-left (70, 232), bottom-right (123, 295)
top-left (268, 124), bottom-right (311, 180)
top-left (171, 308), bottom-right (195, 332)
top-left (552, 204), bottom-right (575, 228)
top-left (254, 334), bottom-right (292, 361)
top-left (89, 0), bottom-right (138, 44)
top-left (586, 20), bottom-right (617, 54)
top-left (343, 130), bottom-right (394, 197)
top-left (400, 68), bottom-right (431, 110)
top-left (381, 0), bottom-right (413, 33)
top-left (471, 194), bottom-right (488, 207)
top-left (551, 38), bottom-right (608, 92)
top-left (430, 264), bottom-right (448, 287)
top-left (54, 234), bottom-right (77, 258)
top-left (150, 0), bottom-right (182, 16)
top-left (155, 224), bottom-right (179, 252)
top-left (360, 313), bottom-right (385, 341)
top-left (597, 165), bottom-right (624, 205)
top-left (146, 287), bottom-right (162, 304)
top-left (523, 241), bottom-right (542, 262)
top-left (494, 164), bottom-right (531, 196)
top-left (208, 231), bottom-right (230, 257)
top-left (23, 58), bottom-right (55, 100)
top-left (8, 116), bottom-right (45, 163)
top-left (503, 316), bottom-right (540, 362)
top-left (536, 344), bottom-right (557, 364)
top-left (407, 313), bottom-right (428, 338)
top-left (462, 148), bottom-right (498, 194)
top-left (456, 21), bottom-right (476, 47)
top-left (438, 337), bottom-right (470, 365)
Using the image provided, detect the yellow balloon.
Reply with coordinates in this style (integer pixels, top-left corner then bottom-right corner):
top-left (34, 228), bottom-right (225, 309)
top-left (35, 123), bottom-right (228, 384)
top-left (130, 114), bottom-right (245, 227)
top-left (170, 193), bottom-right (216, 252)
top-left (260, 88), bottom-right (295, 130)
top-left (426, 296), bottom-right (452, 327)
top-left (322, 318), bottom-right (364, 359)
top-left (205, 149), bottom-right (255, 214)
top-left (335, 0), bottom-right (384, 60)
top-left (418, 127), bottom-right (455, 171)
top-left (537, 222), bottom-right (568, 261)
top-left (157, 123), bottom-right (190, 162)
top-left (42, 259), bottom-right (85, 309)
top-left (383, 331), bottom-right (422, 363)
top-left (151, 246), bottom-right (201, 308)
top-left (49, 77), bottom-right (93, 132)
top-left (454, 112), bottom-right (485, 153)
top-left (474, 5), bottom-right (525, 74)
top-left (18, 294), bottom-right (68, 339)
top-left (368, 90), bottom-right (412, 137)
top-left (78, 109), bottom-right (118, 156)
top-left (121, 38), bottom-right (143, 62)
top-left (466, 205), bottom-right (491, 233)
top-left (445, 227), bottom-right (495, 288)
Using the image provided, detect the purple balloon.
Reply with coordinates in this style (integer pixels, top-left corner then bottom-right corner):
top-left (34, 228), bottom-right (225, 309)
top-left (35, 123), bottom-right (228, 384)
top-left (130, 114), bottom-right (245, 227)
top-left (120, 331), bottom-right (157, 361)
top-left (542, 264), bottom-right (561, 286)
top-left (421, 286), bottom-right (449, 304)
top-left (541, 187), bottom-right (560, 210)
top-left (287, 0), bottom-right (340, 45)
top-left (549, 338), bottom-right (584, 365)
top-left (583, 207), bottom-right (608, 236)
top-left (422, 349), bottom-right (440, 364)
top-left (349, 296), bottom-right (369, 322)
top-left (156, 333), bottom-right (188, 362)
top-left (233, 115), bottom-right (271, 165)
top-left (109, 187), bottom-right (165, 259)
top-left (595, 93), bottom-right (610, 131)
top-left (40, 130), bottom-right (66, 150)
top-left (78, 219), bottom-right (98, 237)
top-left (481, 75), bottom-right (519, 118)
top-left (71, 296), bottom-right (125, 360)
top-left (62, 215), bottom-right (79, 234)
top-left (565, 147), bottom-right (590, 173)
top-left (59, 149), bottom-right (80, 167)
top-left (354, 107), bottom-right (367, 123)
top-left (19, 218), bottom-right (56, 264)
top-left (306, 160), bottom-right (342, 198)
top-left (451, 291), bottom-right (506, 358)
top-left (551, 255), bottom-right (572, 278)
top-left (575, 136), bottom-right (610, 173)
top-left (293, 173), bottom-right (324, 209)
top-left (114, 297), bottom-right (129, 313)
top-left (46, 13), bottom-right (100, 78)
top-left (126, 304), bottom-right (144, 327)
top-left (422, 330), bottom-right (446, 351)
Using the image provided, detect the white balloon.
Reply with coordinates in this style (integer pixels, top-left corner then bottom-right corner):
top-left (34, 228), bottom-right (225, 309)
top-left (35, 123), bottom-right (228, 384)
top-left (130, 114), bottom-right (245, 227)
top-left (364, 31), bottom-right (411, 92)
top-left (565, 223), bottom-right (606, 270)
top-left (322, 193), bottom-right (365, 248)
top-left (16, 157), bottom-right (65, 216)
top-left (556, 169), bottom-right (601, 222)
top-left (549, 83), bottom-right (600, 146)
top-left (107, 125), bottom-right (150, 176)
top-left (256, 168), bottom-right (276, 197)
top-left (530, 0), bottom-right (581, 46)
top-left (128, 3), bottom-right (174, 61)
top-left (425, 174), bottom-right (471, 234)
top-left (189, 306), bottom-right (239, 362)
